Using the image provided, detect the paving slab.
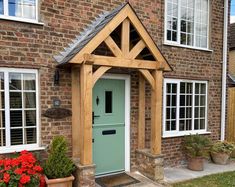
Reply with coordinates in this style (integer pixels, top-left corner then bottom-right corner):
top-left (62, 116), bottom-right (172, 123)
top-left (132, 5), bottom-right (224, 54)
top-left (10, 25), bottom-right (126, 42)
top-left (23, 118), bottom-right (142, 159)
top-left (164, 161), bottom-right (235, 183)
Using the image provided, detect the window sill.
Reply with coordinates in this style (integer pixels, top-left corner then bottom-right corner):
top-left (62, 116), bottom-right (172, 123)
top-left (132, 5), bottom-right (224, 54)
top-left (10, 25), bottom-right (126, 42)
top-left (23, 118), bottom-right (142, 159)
top-left (0, 15), bottom-right (44, 25)
top-left (0, 146), bottom-right (45, 154)
top-left (163, 42), bottom-right (213, 52)
top-left (162, 131), bottom-right (211, 138)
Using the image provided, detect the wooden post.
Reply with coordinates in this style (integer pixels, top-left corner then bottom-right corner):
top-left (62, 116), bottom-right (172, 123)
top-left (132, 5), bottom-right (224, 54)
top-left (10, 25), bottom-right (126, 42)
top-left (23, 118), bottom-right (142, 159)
top-left (138, 73), bottom-right (145, 149)
top-left (80, 63), bottom-right (93, 165)
top-left (71, 67), bottom-right (80, 158)
top-left (150, 70), bottom-right (163, 155)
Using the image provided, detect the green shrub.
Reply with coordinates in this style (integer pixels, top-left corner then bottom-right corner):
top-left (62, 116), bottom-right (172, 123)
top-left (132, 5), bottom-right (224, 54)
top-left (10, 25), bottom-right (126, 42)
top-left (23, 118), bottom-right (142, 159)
top-left (211, 141), bottom-right (235, 154)
top-left (183, 134), bottom-right (211, 158)
top-left (44, 136), bottom-right (75, 179)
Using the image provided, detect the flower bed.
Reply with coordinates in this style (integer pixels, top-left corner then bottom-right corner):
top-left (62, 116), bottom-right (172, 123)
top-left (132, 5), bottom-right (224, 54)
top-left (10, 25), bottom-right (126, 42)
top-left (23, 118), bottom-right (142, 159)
top-left (0, 150), bottom-right (45, 187)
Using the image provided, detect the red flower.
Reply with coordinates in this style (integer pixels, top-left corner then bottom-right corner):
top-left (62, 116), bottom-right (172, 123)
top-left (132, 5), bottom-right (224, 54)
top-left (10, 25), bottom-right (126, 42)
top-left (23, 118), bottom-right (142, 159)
top-left (20, 150), bottom-right (28, 155)
top-left (11, 158), bottom-right (20, 167)
top-left (3, 173), bottom-right (10, 183)
top-left (33, 165), bottom-right (43, 172)
top-left (27, 169), bottom-right (36, 175)
top-left (20, 174), bottom-right (30, 184)
top-left (39, 175), bottom-right (46, 187)
top-left (14, 168), bottom-right (23, 175)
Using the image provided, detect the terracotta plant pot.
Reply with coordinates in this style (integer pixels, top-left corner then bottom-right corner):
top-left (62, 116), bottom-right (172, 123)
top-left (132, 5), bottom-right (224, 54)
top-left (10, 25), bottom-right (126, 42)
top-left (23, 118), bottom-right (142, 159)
top-left (45, 175), bottom-right (75, 187)
top-left (211, 152), bottom-right (230, 165)
top-left (187, 156), bottom-right (204, 171)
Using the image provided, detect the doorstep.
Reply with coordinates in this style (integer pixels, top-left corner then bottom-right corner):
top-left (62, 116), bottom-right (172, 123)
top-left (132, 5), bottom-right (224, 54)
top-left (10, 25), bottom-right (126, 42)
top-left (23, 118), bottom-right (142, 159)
top-left (164, 160), bottom-right (235, 183)
top-left (95, 172), bottom-right (166, 187)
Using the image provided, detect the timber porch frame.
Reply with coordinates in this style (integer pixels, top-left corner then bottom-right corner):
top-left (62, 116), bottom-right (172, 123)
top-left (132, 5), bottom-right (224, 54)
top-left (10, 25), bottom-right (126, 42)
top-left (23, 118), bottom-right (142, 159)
top-left (57, 3), bottom-right (172, 166)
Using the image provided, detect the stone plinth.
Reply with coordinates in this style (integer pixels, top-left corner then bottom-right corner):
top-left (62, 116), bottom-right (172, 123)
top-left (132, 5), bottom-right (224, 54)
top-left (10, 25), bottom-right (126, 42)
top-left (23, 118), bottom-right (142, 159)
top-left (73, 159), bottom-right (96, 187)
top-left (136, 149), bottom-right (164, 181)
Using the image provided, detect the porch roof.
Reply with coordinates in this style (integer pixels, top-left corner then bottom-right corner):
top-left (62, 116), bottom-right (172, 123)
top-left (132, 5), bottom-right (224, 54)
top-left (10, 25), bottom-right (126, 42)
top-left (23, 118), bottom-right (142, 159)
top-left (54, 2), bottom-right (171, 71)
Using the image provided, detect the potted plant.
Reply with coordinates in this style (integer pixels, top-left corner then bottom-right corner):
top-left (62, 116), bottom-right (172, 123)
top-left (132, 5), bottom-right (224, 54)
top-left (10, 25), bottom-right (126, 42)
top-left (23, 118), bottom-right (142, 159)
top-left (210, 141), bottom-right (235, 165)
top-left (0, 150), bottom-right (45, 187)
top-left (183, 134), bottom-right (211, 171)
top-left (44, 136), bottom-right (75, 187)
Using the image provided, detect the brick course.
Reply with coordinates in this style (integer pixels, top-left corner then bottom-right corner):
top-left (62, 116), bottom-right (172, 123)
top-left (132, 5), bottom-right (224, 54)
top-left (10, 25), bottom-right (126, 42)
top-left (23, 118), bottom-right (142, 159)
top-left (0, 0), bottom-right (226, 168)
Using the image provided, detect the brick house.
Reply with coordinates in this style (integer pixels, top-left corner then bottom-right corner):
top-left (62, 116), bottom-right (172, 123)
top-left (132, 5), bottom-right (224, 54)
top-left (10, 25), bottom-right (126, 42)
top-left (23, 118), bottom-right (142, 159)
top-left (229, 23), bottom-right (235, 80)
top-left (0, 0), bottom-right (230, 186)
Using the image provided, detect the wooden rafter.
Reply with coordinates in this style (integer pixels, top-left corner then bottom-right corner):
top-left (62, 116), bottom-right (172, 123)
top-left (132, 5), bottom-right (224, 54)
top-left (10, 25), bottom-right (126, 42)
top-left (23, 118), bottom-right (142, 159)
top-left (104, 36), bottom-right (123, 57)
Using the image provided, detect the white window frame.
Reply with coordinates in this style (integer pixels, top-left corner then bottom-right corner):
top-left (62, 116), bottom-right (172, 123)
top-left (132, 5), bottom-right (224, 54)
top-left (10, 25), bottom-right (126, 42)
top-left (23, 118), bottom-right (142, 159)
top-left (0, 68), bottom-right (43, 153)
top-left (163, 78), bottom-right (210, 138)
top-left (164, 0), bottom-right (210, 50)
top-left (0, 0), bottom-right (42, 24)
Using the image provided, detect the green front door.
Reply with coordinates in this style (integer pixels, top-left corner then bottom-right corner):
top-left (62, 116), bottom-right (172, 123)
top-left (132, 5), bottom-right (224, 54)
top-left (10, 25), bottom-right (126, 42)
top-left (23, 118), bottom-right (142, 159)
top-left (92, 78), bottom-right (125, 176)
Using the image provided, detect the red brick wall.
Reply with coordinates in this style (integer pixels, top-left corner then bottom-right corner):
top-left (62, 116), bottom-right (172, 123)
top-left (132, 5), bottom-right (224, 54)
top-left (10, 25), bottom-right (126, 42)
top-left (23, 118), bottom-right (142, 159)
top-left (0, 0), bottom-right (225, 167)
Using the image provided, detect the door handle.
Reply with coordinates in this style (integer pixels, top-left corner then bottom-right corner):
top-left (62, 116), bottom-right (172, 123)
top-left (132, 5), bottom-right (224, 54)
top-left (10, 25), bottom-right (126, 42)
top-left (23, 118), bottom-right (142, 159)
top-left (92, 112), bottom-right (100, 124)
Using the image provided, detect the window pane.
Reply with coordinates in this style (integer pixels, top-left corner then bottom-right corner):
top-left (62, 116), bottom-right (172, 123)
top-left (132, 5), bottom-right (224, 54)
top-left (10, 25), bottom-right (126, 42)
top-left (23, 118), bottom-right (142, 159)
top-left (171, 120), bottom-right (176, 130)
top-left (10, 92), bottom-right (22, 108)
top-left (10, 111), bottom-right (22, 127)
top-left (195, 107), bottom-right (199, 118)
top-left (0, 0), bottom-right (3, 14)
top-left (105, 91), bottom-right (112, 113)
top-left (200, 107), bottom-right (205, 118)
top-left (167, 95), bottom-right (171, 106)
top-left (166, 121), bottom-right (170, 131)
top-left (180, 82), bottom-right (185, 93)
top-left (179, 120), bottom-right (185, 131)
top-left (194, 119), bottom-right (199, 130)
top-left (172, 84), bottom-right (177, 93)
top-left (200, 119), bottom-right (205, 129)
top-left (11, 129), bottom-right (23, 145)
top-left (166, 108), bottom-right (171, 119)
top-left (9, 73), bottom-right (21, 90)
top-left (0, 92), bottom-right (4, 109)
top-left (25, 110), bottom-right (36, 126)
top-left (9, 0), bottom-right (36, 19)
top-left (200, 95), bottom-right (206, 106)
top-left (172, 95), bottom-right (177, 106)
top-left (171, 108), bottom-right (176, 119)
top-left (180, 95), bottom-right (185, 106)
top-left (24, 92), bottom-right (36, 108)
top-left (23, 74), bottom-right (36, 90)
top-left (180, 107), bottom-right (185, 118)
top-left (25, 128), bottom-right (36, 144)
top-left (0, 73), bottom-right (4, 91)
top-left (201, 84), bottom-right (206, 94)
top-left (0, 111), bottom-right (5, 128)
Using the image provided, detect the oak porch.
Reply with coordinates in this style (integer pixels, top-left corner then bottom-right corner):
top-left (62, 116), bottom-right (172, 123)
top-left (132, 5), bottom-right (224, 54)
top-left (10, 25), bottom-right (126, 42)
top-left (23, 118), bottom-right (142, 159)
top-left (57, 3), bottom-right (171, 184)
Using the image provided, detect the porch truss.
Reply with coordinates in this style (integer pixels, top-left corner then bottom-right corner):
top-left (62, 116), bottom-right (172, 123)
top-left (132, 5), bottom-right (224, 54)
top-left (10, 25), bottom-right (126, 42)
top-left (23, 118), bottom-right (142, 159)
top-left (61, 3), bottom-right (172, 166)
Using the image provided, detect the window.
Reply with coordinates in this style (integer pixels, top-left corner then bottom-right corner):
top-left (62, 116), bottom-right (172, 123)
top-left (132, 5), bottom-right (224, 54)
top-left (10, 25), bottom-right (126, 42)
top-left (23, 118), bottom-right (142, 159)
top-left (165, 0), bottom-right (209, 49)
top-left (0, 0), bottom-right (38, 21)
top-left (163, 79), bottom-right (208, 137)
top-left (0, 68), bottom-right (39, 152)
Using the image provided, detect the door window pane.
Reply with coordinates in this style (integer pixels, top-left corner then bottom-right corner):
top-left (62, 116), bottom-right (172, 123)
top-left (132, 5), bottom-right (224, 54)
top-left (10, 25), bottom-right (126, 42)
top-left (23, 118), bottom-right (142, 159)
top-left (105, 91), bottom-right (112, 113)
top-left (24, 92), bottom-right (36, 108)
top-left (9, 73), bottom-right (21, 90)
top-left (10, 92), bottom-right (22, 108)
top-left (23, 73), bottom-right (36, 90)
top-left (25, 128), bottom-right (36, 144)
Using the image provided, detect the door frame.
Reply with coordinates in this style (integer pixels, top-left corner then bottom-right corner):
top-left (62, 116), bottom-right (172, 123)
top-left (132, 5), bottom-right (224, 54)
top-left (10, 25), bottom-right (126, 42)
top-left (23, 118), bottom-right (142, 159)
top-left (99, 73), bottom-right (131, 173)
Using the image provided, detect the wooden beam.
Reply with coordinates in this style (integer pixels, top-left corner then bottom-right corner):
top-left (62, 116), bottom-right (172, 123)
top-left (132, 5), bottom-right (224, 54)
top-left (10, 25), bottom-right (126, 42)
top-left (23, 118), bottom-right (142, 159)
top-left (80, 64), bottom-right (93, 165)
top-left (70, 6), bottom-right (129, 64)
top-left (127, 40), bottom-right (146, 59)
top-left (138, 73), bottom-right (145, 149)
top-left (126, 8), bottom-right (171, 71)
top-left (150, 70), bottom-right (163, 155)
top-left (121, 19), bottom-right (130, 56)
top-left (139, 69), bottom-right (155, 89)
top-left (93, 66), bottom-right (111, 87)
top-left (73, 54), bottom-right (159, 70)
top-left (104, 36), bottom-right (123, 57)
top-left (71, 67), bottom-right (81, 158)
